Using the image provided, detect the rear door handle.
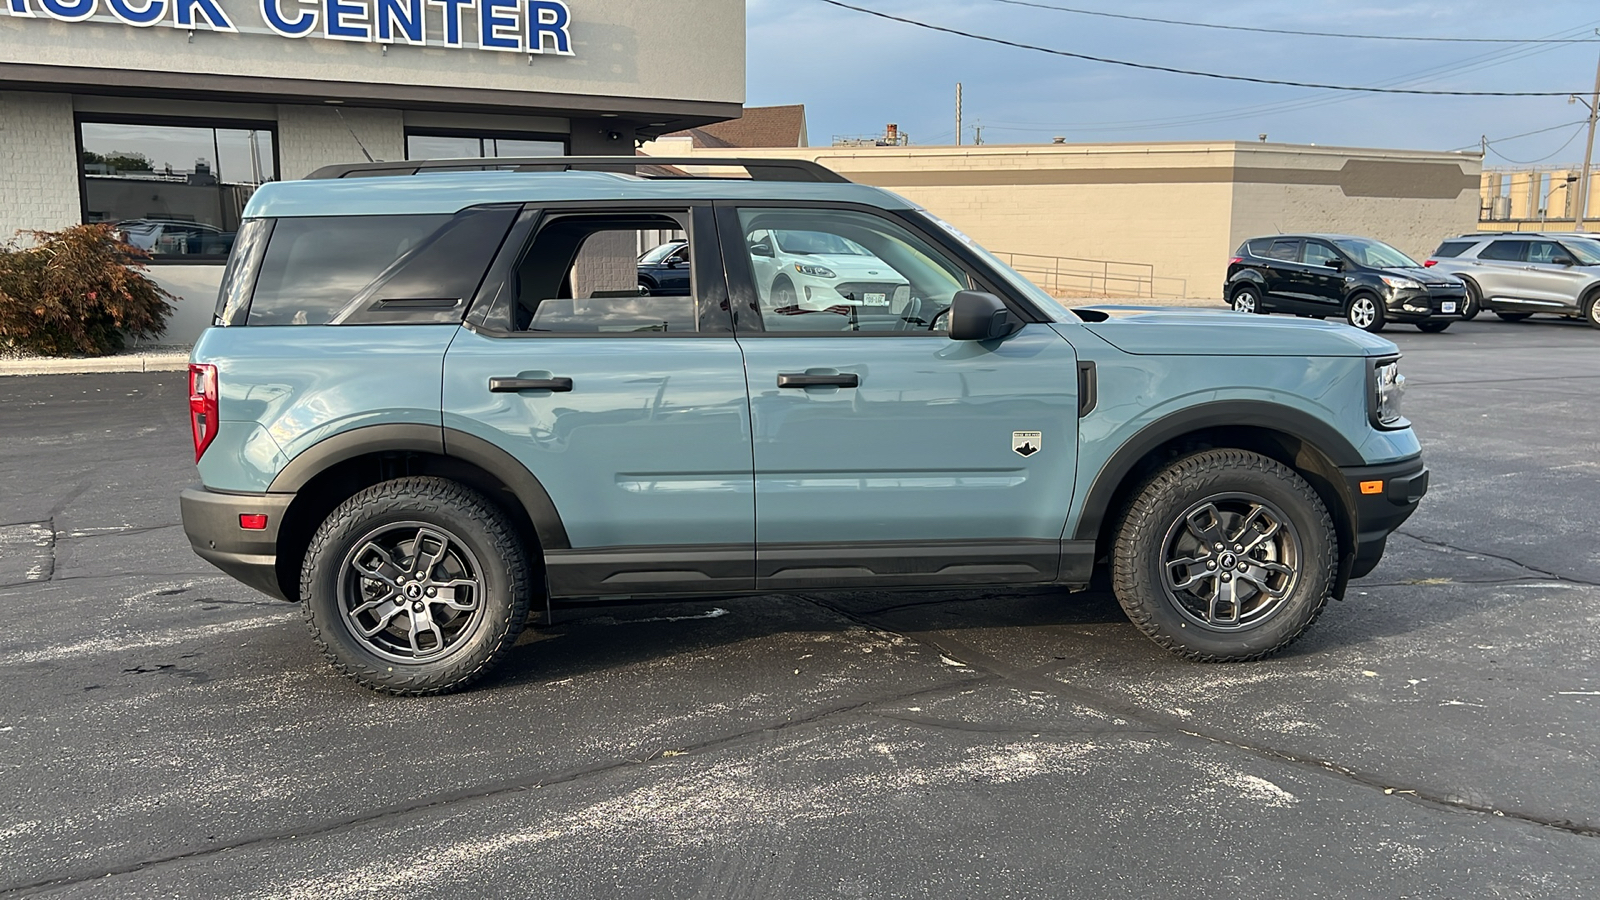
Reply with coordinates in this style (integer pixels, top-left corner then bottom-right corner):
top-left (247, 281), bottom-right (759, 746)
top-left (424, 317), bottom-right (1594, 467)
top-left (777, 372), bottom-right (859, 389)
top-left (490, 376), bottom-right (573, 393)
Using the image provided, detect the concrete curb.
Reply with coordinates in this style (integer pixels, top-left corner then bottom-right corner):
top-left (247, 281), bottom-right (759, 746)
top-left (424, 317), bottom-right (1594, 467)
top-left (0, 352), bottom-right (190, 377)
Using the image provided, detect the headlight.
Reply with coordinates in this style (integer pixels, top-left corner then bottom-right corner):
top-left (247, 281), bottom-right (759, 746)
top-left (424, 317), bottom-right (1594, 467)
top-left (1372, 359), bottom-right (1407, 428)
top-left (794, 263), bottom-right (837, 278)
top-left (1381, 276), bottom-right (1420, 291)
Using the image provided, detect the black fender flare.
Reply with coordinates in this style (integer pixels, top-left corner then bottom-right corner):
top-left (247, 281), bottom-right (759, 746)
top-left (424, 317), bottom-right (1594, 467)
top-left (1071, 400), bottom-right (1364, 544)
top-left (267, 423), bottom-right (571, 551)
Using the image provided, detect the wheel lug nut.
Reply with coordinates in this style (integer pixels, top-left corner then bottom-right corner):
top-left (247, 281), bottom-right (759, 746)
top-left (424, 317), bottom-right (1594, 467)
top-left (1206, 561), bottom-right (1216, 569)
top-left (427, 587), bottom-right (436, 596)
top-left (1238, 564), bottom-right (1248, 572)
top-left (1214, 543), bottom-right (1224, 551)
top-left (1222, 575), bottom-right (1232, 582)
top-left (1234, 545), bottom-right (1243, 552)
top-left (413, 602), bottom-right (424, 611)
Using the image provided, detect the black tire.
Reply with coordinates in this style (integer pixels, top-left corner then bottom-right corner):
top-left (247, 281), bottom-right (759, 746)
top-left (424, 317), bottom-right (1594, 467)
top-left (301, 477), bottom-right (533, 696)
top-left (1459, 279), bottom-right (1482, 320)
top-left (1583, 290), bottom-right (1600, 330)
top-left (1230, 285), bottom-right (1262, 315)
top-left (1111, 449), bottom-right (1337, 662)
top-left (1345, 293), bottom-right (1386, 332)
top-left (771, 275), bottom-right (797, 308)
top-left (1495, 312), bottom-right (1533, 323)
top-left (637, 277), bottom-right (656, 296)
top-left (1415, 320), bottom-right (1452, 333)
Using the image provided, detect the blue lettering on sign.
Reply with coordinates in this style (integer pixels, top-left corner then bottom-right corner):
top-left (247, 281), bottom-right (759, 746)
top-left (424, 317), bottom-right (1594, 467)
top-left (39, 0), bottom-right (96, 22)
top-left (107, 0), bottom-right (165, 25)
top-left (261, 0), bottom-right (317, 36)
top-left (323, 0), bottom-right (369, 40)
top-left (174, 0), bottom-right (234, 29)
top-left (526, 0), bottom-right (571, 55)
top-left (479, 0), bottom-right (517, 51)
top-left (425, 0), bottom-right (473, 48)
top-left (8, 0), bottom-right (35, 17)
top-left (375, 0), bottom-right (422, 43)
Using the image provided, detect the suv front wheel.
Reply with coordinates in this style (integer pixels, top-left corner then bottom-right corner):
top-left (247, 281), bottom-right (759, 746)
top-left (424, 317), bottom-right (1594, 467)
top-left (301, 477), bottom-right (533, 695)
top-left (1111, 449), bottom-right (1337, 662)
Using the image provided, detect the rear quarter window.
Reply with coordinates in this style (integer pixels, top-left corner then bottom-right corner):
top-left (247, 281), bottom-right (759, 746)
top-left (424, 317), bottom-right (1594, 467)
top-left (1431, 241), bottom-right (1476, 259)
top-left (1478, 240), bottom-right (1527, 262)
top-left (236, 208), bottom-right (516, 326)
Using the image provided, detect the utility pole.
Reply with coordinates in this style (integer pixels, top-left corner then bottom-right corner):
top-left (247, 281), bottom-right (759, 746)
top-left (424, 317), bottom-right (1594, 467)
top-left (1575, 47), bottom-right (1600, 231)
top-left (955, 83), bottom-right (963, 147)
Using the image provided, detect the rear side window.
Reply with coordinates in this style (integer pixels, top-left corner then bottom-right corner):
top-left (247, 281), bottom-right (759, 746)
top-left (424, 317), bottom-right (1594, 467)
top-left (1264, 239), bottom-right (1300, 261)
top-left (239, 208), bottom-right (516, 326)
top-left (1478, 240), bottom-right (1527, 262)
top-left (1431, 240), bottom-right (1475, 259)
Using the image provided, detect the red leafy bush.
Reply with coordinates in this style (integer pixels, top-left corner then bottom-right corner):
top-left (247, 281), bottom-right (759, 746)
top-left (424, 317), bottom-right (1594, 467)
top-left (0, 224), bottom-right (174, 356)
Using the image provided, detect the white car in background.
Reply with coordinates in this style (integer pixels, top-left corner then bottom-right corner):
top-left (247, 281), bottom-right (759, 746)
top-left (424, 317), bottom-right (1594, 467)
top-left (746, 228), bottom-right (909, 313)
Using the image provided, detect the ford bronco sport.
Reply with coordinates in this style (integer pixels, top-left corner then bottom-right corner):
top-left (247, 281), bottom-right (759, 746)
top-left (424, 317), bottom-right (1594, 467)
top-left (181, 157), bottom-right (1429, 695)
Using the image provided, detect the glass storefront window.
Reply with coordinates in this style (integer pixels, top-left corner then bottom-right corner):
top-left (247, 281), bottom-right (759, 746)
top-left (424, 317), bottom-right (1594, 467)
top-left (406, 132), bottom-right (565, 161)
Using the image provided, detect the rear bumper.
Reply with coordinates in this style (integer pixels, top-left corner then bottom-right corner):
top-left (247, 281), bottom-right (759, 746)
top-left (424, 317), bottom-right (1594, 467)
top-left (1341, 456), bottom-right (1430, 579)
top-left (180, 487), bottom-right (294, 601)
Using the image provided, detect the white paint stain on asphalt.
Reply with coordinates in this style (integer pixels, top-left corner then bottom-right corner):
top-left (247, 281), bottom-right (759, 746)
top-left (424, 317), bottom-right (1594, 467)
top-left (2, 614), bottom-right (295, 666)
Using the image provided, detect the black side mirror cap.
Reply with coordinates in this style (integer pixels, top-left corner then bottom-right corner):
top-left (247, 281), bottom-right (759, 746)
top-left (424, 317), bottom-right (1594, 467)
top-left (1327, 259), bottom-right (1345, 271)
top-left (1554, 256), bottom-right (1576, 266)
top-left (948, 290), bottom-right (1022, 341)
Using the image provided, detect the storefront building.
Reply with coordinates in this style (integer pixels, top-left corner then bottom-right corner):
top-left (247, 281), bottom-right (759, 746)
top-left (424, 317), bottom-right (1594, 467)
top-left (0, 0), bottom-right (744, 340)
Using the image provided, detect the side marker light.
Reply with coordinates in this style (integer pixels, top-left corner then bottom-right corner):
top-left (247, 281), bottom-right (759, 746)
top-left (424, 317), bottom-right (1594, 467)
top-left (240, 514), bottom-right (269, 530)
top-left (1360, 481), bottom-right (1384, 495)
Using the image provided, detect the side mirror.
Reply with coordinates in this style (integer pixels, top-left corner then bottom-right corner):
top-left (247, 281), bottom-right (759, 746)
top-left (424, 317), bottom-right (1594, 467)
top-left (1554, 256), bottom-right (1576, 267)
top-left (948, 291), bottom-right (1021, 341)
top-left (748, 242), bottom-right (773, 258)
top-left (664, 257), bottom-right (683, 268)
top-left (1326, 258), bottom-right (1345, 271)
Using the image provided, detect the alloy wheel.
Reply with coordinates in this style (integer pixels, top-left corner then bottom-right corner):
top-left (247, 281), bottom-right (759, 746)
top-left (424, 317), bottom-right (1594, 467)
top-left (1232, 288), bottom-right (1259, 314)
top-left (1348, 296), bottom-right (1378, 330)
top-left (1159, 493), bottom-right (1302, 632)
top-left (336, 521), bottom-right (487, 663)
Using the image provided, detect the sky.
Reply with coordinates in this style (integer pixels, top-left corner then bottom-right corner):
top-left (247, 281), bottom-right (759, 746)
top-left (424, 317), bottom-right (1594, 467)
top-left (746, 0), bottom-right (1600, 165)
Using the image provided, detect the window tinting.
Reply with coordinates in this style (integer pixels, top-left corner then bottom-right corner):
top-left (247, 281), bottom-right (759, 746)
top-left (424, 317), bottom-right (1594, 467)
top-left (79, 119), bottom-right (277, 260)
top-left (1303, 242), bottom-right (1342, 267)
top-left (1432, 241), bottom-right (1475, 259)
top-left (735, 208), bottom-right (970, 334)
top-left (1265, 239), bottom-right (1301, 262)
top-left (1479, 240), bottom-right (1527, 262)
top-left (248, 215), bottom-right (450, 325)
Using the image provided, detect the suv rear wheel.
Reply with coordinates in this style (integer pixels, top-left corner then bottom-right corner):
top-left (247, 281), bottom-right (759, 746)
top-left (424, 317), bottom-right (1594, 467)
top-left (1460, 279), bottom-right (1482, 320)
top-left (301, 477), bottom-right (532, 695)
top-left (1111, 449), bottom-right (1336, 662)
top-left (1345, 294), bottom-right (1385, 332)
top-left (1230, 285), bottom-right (1262, 314)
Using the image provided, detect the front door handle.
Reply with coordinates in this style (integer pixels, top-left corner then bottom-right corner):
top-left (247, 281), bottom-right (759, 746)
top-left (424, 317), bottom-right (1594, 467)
top-left (777, 372), bottom-right (859, 389)
top-left (489, 376), bottom-right (573, 393)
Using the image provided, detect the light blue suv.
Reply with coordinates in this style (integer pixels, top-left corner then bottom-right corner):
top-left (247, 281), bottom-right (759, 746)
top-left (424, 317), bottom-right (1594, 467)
top-left (180, 157), bottom-right (1429, 695)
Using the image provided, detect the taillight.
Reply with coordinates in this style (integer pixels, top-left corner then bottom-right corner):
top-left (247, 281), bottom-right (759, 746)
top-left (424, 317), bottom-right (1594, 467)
top-left (189, 363), bottom-right (219, 462)
top-left (1229, 257), bottom-right (1244, 266)
top-left (1423, 260), bottom-right (1438, 267)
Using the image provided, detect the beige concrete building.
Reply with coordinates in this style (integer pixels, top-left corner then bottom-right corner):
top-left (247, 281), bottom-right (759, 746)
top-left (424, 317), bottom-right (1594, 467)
top-left (644, 141), bottom-right (1483, 300)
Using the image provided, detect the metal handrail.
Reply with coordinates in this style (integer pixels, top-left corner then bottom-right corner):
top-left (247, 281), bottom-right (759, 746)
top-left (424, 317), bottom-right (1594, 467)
top-left (992, 250), bottom-right (1188, 299)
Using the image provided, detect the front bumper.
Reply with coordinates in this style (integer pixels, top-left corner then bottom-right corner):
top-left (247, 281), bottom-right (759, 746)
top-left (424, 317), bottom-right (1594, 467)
top-left (180, 487), bottom-right (294, 601)
top-left (1341, 456), bottom-right (1430, 579)
top-left (1385, 285), bottom-right (1466, 322)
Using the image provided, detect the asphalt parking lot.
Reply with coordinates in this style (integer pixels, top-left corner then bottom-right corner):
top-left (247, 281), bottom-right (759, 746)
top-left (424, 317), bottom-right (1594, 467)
top-left (2, 317), bottom-right (1597, 899)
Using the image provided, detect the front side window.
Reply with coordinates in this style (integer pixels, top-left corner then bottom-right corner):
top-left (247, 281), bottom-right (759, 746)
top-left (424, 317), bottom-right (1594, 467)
top-left (79, 118), bottom-right (277, 261)
top-left (1332, 238), bottom-right (1420, 269)
top-left (1303, 242), bottom-right (1342, 267)
top-left (734, 208), bottom-right (970, 334)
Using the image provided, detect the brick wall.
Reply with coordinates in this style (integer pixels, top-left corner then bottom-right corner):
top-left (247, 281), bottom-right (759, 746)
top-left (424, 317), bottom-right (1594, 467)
top-left (275, 106), bottom-right (405, 181)
top-left (0, 92), bottom-right (81, 238)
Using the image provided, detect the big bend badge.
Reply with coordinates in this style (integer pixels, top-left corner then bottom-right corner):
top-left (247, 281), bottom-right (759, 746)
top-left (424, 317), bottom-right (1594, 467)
top-left (1012, 431), bottom-right (1042, 458)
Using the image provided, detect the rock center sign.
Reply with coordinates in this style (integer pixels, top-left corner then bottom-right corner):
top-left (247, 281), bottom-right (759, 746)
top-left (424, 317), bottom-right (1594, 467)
top-left (1, 0), bottom-right (574, 54)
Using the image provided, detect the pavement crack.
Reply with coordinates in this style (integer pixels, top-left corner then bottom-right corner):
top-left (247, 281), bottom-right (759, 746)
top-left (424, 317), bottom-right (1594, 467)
top-left (0, 676), bottom-right (989, 898)
top-left (1394, 530), bottom-right (1600, 587)
top-left (800, 595), bottom-right (1600, 842)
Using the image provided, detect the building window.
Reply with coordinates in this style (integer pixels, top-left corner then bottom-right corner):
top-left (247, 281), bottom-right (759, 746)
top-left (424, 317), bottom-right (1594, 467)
top-left (405, 131), bottom-right (565, 161)
top-left (77, 117), bottom-right (277, 262)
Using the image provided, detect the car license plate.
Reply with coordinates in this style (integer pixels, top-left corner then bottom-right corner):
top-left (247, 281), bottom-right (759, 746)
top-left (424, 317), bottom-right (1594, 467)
top-left (863, 292), bottom-right (889, 306)
top-left (1441, 302), bottom-right (1457, 313)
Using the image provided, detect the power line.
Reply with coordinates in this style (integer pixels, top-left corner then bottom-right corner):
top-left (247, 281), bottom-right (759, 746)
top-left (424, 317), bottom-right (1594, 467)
top-left (1448, 120), bottom-right (1591, 153)
top-left (816, 0), bottom-right (1591, 96)
top-left (1487, 123), bottom-right (1590, 164)
top-left (982, 0), bottom-right (1600, 44)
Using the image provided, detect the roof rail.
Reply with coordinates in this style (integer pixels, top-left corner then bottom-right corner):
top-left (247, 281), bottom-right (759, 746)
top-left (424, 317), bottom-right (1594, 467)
top-left (304, 156), bottom-right (851, 184)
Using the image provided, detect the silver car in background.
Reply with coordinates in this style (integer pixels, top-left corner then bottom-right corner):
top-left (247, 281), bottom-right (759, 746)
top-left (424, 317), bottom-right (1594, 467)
top-left (1426, 233), bottom-right (1600, 329)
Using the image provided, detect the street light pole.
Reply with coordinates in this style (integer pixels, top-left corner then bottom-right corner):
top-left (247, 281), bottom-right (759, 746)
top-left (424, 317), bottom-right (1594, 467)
top-left (1575, 49), bottom-right (1600, 231)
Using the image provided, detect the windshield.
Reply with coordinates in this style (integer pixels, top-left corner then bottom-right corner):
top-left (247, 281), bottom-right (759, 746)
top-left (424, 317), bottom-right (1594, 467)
top-left (638, 241), bottom-right (683, 264)
top-left (1332, 237), bottom-right (1420, 269)
top-left (1561, 239), bottom-right (1600, 265)
top-left (773, 230), bottom-right (868, 256)
top-left (914, 211), bottom-right (1078, 322)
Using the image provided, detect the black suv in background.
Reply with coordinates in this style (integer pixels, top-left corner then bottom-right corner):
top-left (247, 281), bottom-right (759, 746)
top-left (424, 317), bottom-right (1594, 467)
top-left (1226, 234), bottom-right (1466, 333)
